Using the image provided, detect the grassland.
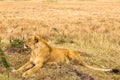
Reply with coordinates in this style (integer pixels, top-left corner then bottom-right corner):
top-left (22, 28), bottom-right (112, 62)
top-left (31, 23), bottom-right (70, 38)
top-left (0, 1), bottom-right (120, 80)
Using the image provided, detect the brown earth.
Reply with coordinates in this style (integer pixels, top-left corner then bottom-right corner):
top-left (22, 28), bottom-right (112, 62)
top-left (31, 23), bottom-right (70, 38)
top-left (0, 1), bottom-right (120, 80)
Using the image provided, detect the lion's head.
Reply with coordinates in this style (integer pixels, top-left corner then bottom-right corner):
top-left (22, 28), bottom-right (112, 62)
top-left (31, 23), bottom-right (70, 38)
top-left (24, 35), bottom-right (41, 49)
top-left (24, 35), bottom-right (51, 49)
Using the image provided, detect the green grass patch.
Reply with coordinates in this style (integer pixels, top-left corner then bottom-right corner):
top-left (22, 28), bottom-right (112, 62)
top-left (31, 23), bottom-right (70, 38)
top-left (0, 74), bottom-right (16, 80)
top-left (10, 38), bottom-right (23, 46)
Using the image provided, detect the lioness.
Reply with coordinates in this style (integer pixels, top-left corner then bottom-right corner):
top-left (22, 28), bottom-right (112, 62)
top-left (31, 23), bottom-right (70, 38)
top-left (12, 35), bottom-right (119, 78)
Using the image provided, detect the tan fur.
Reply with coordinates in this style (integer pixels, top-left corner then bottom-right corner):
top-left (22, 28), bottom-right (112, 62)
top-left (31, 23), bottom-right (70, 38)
top-left (13, 35), bottom-right (115, 78)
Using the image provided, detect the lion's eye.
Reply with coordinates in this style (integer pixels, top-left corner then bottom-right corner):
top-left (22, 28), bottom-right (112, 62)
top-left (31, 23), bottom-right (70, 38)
top-left (35, 39), bottom-right (39, 43)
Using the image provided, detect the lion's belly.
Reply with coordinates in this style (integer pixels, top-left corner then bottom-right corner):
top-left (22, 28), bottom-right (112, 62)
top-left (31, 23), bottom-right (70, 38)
top-left (48, 48), bottom-right (69, 63)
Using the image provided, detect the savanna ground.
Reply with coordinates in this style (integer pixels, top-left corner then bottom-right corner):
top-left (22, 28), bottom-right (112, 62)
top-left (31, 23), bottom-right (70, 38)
top-left (0, 0), bottom-right (120, 80)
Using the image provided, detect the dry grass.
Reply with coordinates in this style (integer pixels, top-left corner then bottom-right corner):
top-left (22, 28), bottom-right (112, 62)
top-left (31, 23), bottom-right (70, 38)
top-left (0, 1), bottom-right (120, 80)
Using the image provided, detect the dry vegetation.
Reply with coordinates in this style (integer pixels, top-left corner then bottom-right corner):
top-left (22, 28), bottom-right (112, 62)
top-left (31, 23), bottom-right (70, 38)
top-left (0, 0), bottom-right (120, 80)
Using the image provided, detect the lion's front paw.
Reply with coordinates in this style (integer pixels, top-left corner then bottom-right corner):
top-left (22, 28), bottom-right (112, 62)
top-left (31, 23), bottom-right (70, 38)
top-left (11, 69), bottom-right (20, 73)
top-left (11, 68), bottom-right (17, 73)
top-left (22, 73), bottom-right (29, 79)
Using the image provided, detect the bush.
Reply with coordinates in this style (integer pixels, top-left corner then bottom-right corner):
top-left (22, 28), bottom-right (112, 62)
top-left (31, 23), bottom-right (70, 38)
top-left (0, 48), bottom-right (10, 69)
top-left (10, 38), bottom-right (23, 46)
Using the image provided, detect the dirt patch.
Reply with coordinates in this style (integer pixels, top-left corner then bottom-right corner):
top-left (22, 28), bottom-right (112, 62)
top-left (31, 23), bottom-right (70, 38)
top-left (6, 44), bottom-right (31, 54)
top-left (72, 69), bottom-right (94, 80)
top-left (5, 38), bottom-right (31, 54)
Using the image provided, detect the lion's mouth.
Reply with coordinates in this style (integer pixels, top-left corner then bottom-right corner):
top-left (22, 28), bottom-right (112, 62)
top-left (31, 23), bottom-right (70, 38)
top-left (23, 44), bottom-right (28, 49)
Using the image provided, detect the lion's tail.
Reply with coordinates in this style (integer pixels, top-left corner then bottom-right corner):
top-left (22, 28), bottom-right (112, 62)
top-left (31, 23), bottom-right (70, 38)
top-left (80, 61), bottom-right (120, 73)
top-left (67, 50), bottom-right (120, 74)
